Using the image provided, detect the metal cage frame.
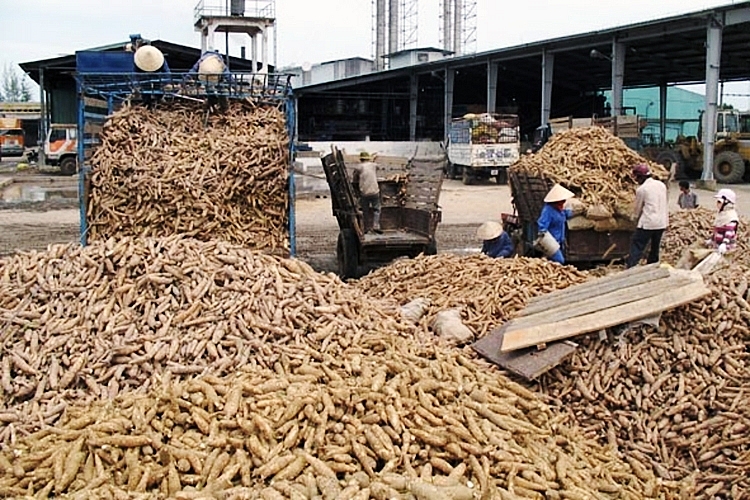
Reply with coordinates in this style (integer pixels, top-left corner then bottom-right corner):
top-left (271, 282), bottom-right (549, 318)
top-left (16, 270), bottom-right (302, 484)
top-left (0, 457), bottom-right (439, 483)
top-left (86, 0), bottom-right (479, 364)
top-left (74, 71), bottom-right (297, 255)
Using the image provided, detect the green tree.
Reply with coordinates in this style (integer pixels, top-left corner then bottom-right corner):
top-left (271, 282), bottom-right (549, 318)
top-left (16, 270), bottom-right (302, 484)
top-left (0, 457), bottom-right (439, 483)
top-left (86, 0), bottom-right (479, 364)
top-left (1, 64), bottom-right (33, 102)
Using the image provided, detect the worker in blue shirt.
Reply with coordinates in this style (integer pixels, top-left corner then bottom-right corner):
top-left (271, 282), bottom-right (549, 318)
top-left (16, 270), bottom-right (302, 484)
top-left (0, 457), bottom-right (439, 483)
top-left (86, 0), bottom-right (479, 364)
top-left (536, 184), bottom-right (575, 264)
top-left (477, 221), bottom-right (514, 258)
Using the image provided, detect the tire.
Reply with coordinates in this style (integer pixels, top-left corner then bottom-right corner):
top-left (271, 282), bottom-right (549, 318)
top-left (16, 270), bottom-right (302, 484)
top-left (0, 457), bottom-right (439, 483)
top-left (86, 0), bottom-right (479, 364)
top-left (495, 169), bottom-right (508, 185)
top-left (713, 151), bottom-right (745, 184)
top-left (425, 238), bottom-right (437, 256)
top-left (655, 150), bottom-right (686, 180)
top-left (462, 168), bottom-right (474, 185)
top-left (336, 229), bottom-right (359, 279)
top-left (60, 157), bottom-right (78, 176)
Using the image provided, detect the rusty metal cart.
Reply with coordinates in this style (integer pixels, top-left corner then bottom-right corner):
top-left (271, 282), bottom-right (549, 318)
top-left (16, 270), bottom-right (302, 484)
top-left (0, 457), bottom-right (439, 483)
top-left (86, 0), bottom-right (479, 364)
top-left (321, 146), bottom-right (444, 278)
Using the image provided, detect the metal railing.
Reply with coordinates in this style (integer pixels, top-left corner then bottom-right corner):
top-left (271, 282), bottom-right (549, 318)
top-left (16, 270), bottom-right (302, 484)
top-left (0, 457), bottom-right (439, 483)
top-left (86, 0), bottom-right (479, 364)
top-left (194, 0), bottom-right (275, 22)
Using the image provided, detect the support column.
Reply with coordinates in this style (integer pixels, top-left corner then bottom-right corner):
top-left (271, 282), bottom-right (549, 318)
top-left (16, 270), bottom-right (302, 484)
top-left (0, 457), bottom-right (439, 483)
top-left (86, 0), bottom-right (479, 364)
top-left (261, 29), bottom-right (269, 73)
top-left (487, 61), bottom-right (498, 114)
top-left (206, 25), bottom-right (217, 51)
top-left (659, 82), bottom-right (668, 147)
top-left (201, 30), bottom-right (208, 53)
top-left (541, 50), bottom-right (554, 125)
top-left (39, 68), bottom-right (46, 166)
top-left (611, 40), bottom-right (625, 116)
top-left (444, 68), bottom-right (455, 143)
top-left (251, 35), bottom-right (258, 72)
top-left (409, 74), bottom-right (418, 141)
top-left (700, 16), bottom-right (723, 187)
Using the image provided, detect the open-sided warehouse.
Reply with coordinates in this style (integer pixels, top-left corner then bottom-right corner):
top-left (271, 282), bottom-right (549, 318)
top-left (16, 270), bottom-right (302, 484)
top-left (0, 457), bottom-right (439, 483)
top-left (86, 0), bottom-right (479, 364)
top-left (295, 2), bottom-right (750, 168)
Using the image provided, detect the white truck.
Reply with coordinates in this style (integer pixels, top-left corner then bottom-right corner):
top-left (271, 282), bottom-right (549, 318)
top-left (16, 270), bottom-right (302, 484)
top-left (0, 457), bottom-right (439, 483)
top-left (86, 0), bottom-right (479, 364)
top-left (446, 113), bottom-right (520, 185)
top-left (44, 124), bottom-right (78, 175)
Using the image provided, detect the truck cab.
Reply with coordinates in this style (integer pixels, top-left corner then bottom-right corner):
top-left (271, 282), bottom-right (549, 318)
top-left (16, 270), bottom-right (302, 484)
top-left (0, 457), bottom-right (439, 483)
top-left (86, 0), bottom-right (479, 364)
top-left (0, 118), bottom-right (25, 156)
top-left (44, 124), bottom-right (78, 175)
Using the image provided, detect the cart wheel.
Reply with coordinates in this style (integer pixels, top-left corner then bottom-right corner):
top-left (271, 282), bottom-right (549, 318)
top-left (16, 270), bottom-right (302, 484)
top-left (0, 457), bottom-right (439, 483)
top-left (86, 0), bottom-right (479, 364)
top-left (336, 229), bottom-right (359, 279)
top-left (425, 238), bottom-right (437, 256)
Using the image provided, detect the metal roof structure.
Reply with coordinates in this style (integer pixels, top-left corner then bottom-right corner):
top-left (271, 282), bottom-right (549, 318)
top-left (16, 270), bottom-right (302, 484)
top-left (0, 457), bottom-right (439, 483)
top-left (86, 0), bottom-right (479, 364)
top-left (296, 2), bottom-right (750, 94)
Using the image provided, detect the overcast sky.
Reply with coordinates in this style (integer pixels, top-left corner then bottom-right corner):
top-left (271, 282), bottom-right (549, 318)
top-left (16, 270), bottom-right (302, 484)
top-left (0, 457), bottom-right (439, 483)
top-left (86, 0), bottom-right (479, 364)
top-left (0, 0), bottom-right (748, 106)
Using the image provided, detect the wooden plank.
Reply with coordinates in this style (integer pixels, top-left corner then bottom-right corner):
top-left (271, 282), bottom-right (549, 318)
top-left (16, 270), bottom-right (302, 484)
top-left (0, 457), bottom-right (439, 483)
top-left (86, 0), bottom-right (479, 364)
top-left (472, 328), bottom-right (577, 380)
top-left (521, 265), bottom-right (668, 316)
top-left (501, 281), bottom-right (711, 352)
top-left (506, 275), bottom-right (696, 332)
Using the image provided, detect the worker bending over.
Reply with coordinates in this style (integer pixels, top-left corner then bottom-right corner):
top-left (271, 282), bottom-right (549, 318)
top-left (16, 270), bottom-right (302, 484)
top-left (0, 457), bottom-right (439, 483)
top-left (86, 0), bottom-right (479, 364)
top-left (477, 221), bottom-right (514, 258)
top-left (708, 188), bottom-right (739, 254)
top-left (351, 152), bottom-right (382, 234)
top-left (537, 184), bottom-right (575, 264)
top-left (627, 163), bottom-right (668, 268)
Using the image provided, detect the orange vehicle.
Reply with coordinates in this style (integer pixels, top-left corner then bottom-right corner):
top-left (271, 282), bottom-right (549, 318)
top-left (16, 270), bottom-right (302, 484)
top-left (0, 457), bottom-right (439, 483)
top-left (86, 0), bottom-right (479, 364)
top-left (44, 124), bottom-right (78, 175)
top-left (0, 118), bottom-right (25, 156)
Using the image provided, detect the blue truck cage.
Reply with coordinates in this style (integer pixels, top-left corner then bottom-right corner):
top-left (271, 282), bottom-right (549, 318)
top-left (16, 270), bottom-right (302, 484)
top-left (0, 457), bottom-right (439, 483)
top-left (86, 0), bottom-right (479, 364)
top-left (74, 71), bottom-right (297, 255)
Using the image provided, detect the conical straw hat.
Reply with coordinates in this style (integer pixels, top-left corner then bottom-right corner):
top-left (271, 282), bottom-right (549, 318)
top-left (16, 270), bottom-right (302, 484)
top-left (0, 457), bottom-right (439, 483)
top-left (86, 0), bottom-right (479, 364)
top-left (199, 55), bottom-right (225, 75)
top-left (134, 45), bottom-right (165, 72)
top-left (543, 184), bottom-right (575, 203)
top-left (476, 221), bottom-right (503, 241)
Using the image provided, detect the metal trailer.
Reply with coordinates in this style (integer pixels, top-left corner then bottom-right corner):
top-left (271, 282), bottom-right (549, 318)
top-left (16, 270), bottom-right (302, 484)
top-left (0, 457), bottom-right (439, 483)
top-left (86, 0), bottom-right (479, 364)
top-left (508, 171), bottom-right (632, 264)
top-left (74, 65), bottom-right (296, 254)
top-left (321, 146), bottom-right (444, 278)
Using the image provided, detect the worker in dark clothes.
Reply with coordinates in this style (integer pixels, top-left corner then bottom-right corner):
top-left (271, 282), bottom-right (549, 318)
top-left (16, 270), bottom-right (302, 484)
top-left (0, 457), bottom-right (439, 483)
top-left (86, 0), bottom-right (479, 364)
top-left (477, 221), bottom-right (514, 258)
top-left (537, 184), bottom-right (575, 264)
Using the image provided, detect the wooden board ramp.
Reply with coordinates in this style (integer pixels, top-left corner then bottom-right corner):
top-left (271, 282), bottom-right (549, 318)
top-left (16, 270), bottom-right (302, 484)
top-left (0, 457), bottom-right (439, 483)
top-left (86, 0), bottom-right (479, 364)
top-left (473, 264), bottom-right (711, 378)
top-left (501, 266), bottom-right (710, 353)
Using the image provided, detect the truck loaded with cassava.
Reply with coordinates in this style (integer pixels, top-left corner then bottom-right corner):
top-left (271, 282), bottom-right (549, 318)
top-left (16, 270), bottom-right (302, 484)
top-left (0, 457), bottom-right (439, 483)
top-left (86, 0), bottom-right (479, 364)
top-left (508, 126), bottom-right (669, 264)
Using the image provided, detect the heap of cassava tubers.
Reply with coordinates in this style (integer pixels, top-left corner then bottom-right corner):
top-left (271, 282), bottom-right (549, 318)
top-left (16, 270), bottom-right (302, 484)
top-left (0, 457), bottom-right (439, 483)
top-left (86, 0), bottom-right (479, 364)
top-left (0, 337), bottom-right (678, 498)
top-left (0, 238), bottom-right (680, 498)
top-left (87, 101), bottom-right (290, 253)
top-left (511, 127), bottom-right (669, 232)
top-left (354, 254), bottom-right (588, 339)
top-left (0, 236), bottom-right (412, 440)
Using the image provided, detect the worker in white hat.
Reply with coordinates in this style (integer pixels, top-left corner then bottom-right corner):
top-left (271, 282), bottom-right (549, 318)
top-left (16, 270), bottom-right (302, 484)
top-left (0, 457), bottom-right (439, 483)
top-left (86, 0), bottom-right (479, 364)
top-left (537, 183), bottom-right (575, 264)
top-left (187, 50), bottom-right (230, 83)
top-left (476, 221), bottom-right (514, 258)
top-left (707, 188), bottom-right (739, 254)
top-left (133, 45), bottom-right (170, 73)
top-left (351, 152), bottom-right (382, 233)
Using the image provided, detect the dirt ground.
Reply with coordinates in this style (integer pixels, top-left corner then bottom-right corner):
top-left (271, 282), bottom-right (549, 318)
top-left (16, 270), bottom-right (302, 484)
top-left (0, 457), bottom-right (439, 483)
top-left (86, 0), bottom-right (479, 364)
top-left (2, 166), bottom-right (750, 273)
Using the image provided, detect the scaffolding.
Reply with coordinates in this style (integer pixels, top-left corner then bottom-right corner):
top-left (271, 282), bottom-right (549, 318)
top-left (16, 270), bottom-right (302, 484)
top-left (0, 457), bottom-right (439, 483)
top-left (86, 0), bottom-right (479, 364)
top-left (440, 0), bottom-right (477, 56)
top-left (400, 0), bottom-right (419, 51)
top-left (372, 0), bottom-right (418, 68)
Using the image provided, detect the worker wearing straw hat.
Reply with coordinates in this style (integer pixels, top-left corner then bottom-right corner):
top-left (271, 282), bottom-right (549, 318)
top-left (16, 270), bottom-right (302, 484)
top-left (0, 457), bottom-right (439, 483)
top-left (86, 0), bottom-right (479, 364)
top-left (476, 221), bottom-right (514, 258)
top-left (536, 184), bottom-right (575, 264)
top-left (133, 45), bottom-right (170, 73)
top-left (187, 50), bottom-right (231, 83)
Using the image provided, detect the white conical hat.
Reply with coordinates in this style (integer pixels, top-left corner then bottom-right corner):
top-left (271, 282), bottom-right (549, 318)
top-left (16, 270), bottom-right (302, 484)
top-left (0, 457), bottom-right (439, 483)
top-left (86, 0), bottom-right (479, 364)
top-left (544, 184), bottom-right (575, 203)
top-left (476, 221), bottom-right (503, 241)
top-left (199, 54), bottom-right (226, 75)
top-left (134, 45), bottom-right (165, 72)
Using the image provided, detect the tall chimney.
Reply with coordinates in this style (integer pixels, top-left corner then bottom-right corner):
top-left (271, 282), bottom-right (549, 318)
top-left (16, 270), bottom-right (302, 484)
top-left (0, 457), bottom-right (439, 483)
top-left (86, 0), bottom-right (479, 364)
top-left (453, 0), bottom-right (463, 55)
top-left (443, 0), bottom-right (453, 53)
top-left (376, 0), bottom-right (386, 70)
top-left (389, 0), bottom-right (399, 56)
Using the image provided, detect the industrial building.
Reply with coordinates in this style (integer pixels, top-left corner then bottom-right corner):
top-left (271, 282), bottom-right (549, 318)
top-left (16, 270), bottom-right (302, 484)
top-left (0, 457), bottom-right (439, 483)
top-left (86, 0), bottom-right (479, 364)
top-left (294, 1), bottom-right (750, 182)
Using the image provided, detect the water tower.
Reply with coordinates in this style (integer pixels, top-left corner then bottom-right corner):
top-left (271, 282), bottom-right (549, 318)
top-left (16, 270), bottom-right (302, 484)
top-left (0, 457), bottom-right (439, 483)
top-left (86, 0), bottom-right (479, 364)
top-left (194, 0), bottom-right (276, 72)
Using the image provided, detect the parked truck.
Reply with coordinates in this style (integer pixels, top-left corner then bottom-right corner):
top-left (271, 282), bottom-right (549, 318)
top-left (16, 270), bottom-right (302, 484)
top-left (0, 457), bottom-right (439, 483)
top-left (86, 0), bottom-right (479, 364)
top-left (44, 124), bottom-right (79, 175)
top-left (651, 109), bottom-right (750, 183)
top-left (0, 118), bottom-right (25, 156)
top-left (446, 113), bottom-right (520, 185)
top-left (532, 114), bottom-right (643, 153)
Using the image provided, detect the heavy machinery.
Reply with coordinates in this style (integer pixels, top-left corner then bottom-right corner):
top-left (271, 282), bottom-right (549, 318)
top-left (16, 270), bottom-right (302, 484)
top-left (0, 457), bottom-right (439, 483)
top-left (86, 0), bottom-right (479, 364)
top-left (0, 118), bottom-right (25, 156)
top-left (321, 146), bottom-right (444, 278)
top-left (654, 108), bottom-right (750, 183)
top-left (445, 113), bottom-right (520, 185)
top-left (43, 124), bottom-right (78, 175)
